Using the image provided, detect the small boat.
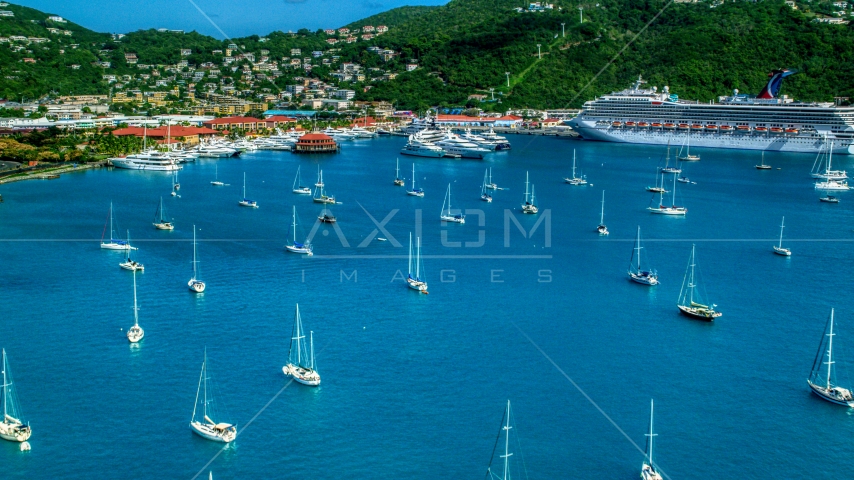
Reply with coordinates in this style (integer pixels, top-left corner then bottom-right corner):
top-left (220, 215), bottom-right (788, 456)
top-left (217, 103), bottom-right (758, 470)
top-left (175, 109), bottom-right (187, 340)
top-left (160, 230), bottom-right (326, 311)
top-left (292, 166), bottom-right (311, 194)
top-left (640, 399), bottom-right (664, 480)
top-left (772, 216), bottom-right (791, 256)
top-left (646, 166), bottom-right (667, 193)
top-left (521, 171), bottom-right (538, 214)
top-left (238, 172), bottom-right (258, 207)
top-left (597, 190), bottom-right (608, 235)
top-left (172, 170), bottom-right (180, 191)
top-left (480, 169), bottom-right (493, 202)
top-left (314, 165), bottom-right (324, 187)
top-left (282, 304), bottom-right (321, 386)
top-left (677, 135), bottom-right (700, 161)
top-left (407, 233), bottom-right (428, 293)
top-left (820, 195), bottom-right (839, 203)
top-left (377, 238), bottom-right (388, 242)
top-left (0, 349), bottom-right (31, 443)
top-left (406, 164), bottom-right (424, 197)
top-left (312, 170), bottom-right (336, 203)
top-left (807, 308), bottom-right (854, 407)
top-left (628, 226), bottom-right (658, 286)
top-left (285, 206), bottom-right (313, 255)
top-left (564, 150), bottom-right (588, 185)
top-left (189, 349), bottom-right (237, 443)
top-left (440, 184), bottom-right (465, 223)
top-left (394, 158), bottom-right (405, 186)
top-left (677, 176), bottom-right (690, 183)
top-left (126, 269), bottom-right (144, 343)
top-left (153, 197), bottom-right (174, 230)
top-left (101, 203), bottom-right (136, 250)
top-left (648, 174), bottom-right (686, 215)
top-left (211, 165), bottom-right (225, 186)
top-left (659, 143), bottom-right (681, 174)
top-left (188, 226), bottom-right (205, 293)
top-left (755, 151), bottom-right (772, 170)
top-left (677, 245), bottom-right (721, 321)
top-left (119, 230), bottom-right (144, 271)
top-left (318, 205), bottom-right (337, 223)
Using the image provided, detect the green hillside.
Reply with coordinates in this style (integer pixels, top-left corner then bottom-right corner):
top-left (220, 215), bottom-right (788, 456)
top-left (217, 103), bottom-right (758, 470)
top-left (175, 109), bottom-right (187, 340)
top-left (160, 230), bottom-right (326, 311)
top-left (1, 0), bottom-right (854, 110)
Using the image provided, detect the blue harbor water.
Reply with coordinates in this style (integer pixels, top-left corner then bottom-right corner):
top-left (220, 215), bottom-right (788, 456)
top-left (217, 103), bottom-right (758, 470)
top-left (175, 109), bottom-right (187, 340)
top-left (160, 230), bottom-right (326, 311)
top-left (2, 135), bottom-right (854, 478)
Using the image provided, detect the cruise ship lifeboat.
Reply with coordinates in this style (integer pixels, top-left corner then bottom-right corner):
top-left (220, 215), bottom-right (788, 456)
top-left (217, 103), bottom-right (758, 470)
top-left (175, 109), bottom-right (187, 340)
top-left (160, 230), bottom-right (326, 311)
top-left (691, 124), bottom-right (703, 130)
top-left (785, 128), bottom-right (799, 134)
top-left (755, 127), bottom-right (768, 133)
top-left (677, 123), bottom-right (689, 130)
top-left (611, 121), bottom-right (622, 127)
top-left (736, 125), bottom-right (751, 132)
top-left (663, 123), bottom-right (675, 129)
top-left (720, 125), bottom-right (733, 132)
top-left (638, 122), bottom-right (649, 128)
top-left (651, 122), bottom-right (662, 128)
top-left (705, 125), bottom-right (718, 131)
top-left (770, 127), bottom-right (783, 134)
top-left (625, 121), bottom-right (636, 127)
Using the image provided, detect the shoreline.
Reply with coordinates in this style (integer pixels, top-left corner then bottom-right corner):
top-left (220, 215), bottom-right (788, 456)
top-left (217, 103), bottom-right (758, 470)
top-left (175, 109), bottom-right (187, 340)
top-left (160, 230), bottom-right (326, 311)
top-left (0, 161), bottom-right (106, 185)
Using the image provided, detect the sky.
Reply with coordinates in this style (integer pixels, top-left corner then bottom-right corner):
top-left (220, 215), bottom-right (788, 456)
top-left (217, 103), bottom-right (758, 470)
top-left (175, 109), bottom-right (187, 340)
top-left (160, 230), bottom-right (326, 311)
top-left (12, 0), bottom-right (449, 38)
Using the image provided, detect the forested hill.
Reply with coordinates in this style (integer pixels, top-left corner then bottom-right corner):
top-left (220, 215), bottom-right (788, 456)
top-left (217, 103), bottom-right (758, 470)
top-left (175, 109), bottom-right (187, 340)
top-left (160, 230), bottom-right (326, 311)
top-left (1, 0), bottom-right (854, 110)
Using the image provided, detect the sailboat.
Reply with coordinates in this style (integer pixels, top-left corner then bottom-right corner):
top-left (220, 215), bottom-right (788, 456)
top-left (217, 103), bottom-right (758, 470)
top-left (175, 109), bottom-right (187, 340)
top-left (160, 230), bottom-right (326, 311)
top-left (563, 149), bottom-right (588, 185)
top-left (677, 135), bottom-right (700, 161)
top-left (153, 197), bottom-right (174, 230)
top-left (646, 166), bottom-right (667, 193)
top-left (188, 226), bottom-right (205, 293)
top-left (314, 165), bottom-right (324, 187)
top-left (318, 204), bottom-right (337, 223)
top-left (755, 151), bottom-right (772, 170)
top-left (292, 166), bottom-right (311, 194)
top-left (406, 164), bottom-right (424, 197)
top-left (407, 233), bottom-right (428, 293)
top-left (189, 349), bottom-right (237, 443)
top-left (101, 202), bottom-right (136, 250)
top-left (807, 308), bottom-right (854, 406)
top-left (211, 164), bottom-right (225, 186)
top-left (641, 399), bottom-right (664, 480)
top-left (521, 171), bottom-right (538, 214)
top-left (238, 172), bottom-right (258, 207)
top-left (282, 304), bottom-right (321, 386)
top-left (440, 184), bottom-right (465, 223)
top-left (628, 226), bottom-right (658, 285)
top-left (677, 245), bottom-right (721, 320)
top-left (811, 139), bottom-right (847, 180)
top-left (173, 170), bottom-right (181, 191)
top-left (126, 269), bottom-right (144, 343)
top-left (773, 216), bottom-right (791, 256)
top-left (394, 158), bottom-right (405, 186)
top-left (484, 400), bottom-right (517, 480)
top-left (480, 169), bottom-right (493, 202)
top-left (285, 206), bottom-right (313, 255)
top-left (597, 190), bottom-right (609, 235)
top-left (119, 230), bottom-right (144, 271)
top-left (814, 141), bottom-right (850, 189)
top-left (312, 170), bottom-right (335, 203)
top-left (0, 350), bottom-right (31, 443)
top-left (659, 143), bottom-right (681, 174)
top-left (485, 167), bottom-right (498, 190)
top-left (648, 173), bottom-right (686, 215)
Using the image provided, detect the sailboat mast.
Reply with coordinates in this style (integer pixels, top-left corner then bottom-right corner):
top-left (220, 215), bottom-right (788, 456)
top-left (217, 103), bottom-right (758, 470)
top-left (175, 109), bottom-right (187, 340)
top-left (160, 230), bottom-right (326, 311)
top-left (310, 331), bottom-right (315, 370)
top-left (110, 202), bottom-right (114, 240)
top-left (408, 233), bottom-right (413, 277)
top-left (646, 399), bottom-right (657, 467)
top-left (292, 206), bottom-right (297, 243)
top-left (416, 237), bottom-right (422, 280)
top-left (525, 172), bottom-right (530, 202)
top-left (203, 349), bottom-right (208, 420)
top-left (2, 349), bottom-right (7, 420)
top-left (600, 190), bottom-right (605, 224)
top-left (635, 226), bottom-right (642, 272)
top-left (411, 164), bottom-right (415, 190)
top-left (671, 172), bottom-right (677, 206)
top-left (243, 172), bottom-right (246, 199)
top-left (296, 305), bottom-right (303, 366)
top-left (779, 217), bottom-right (785, 249)
top-left (827, 309), bottom-right (836, 389)
top-left (192, 226), bottom-right (198, 278)
top-left (132, 269), bottom-right (139, 326)
top-left (501, 400), bottom-right (512, 480)
top-left (396, 158), bottom-right (400, 178)
top-left (572, 150), bottom-right (577, 179)
top-left (192, 358), bottom-right (203, 421)
top-left (688, 245), bottom-right (696, 304)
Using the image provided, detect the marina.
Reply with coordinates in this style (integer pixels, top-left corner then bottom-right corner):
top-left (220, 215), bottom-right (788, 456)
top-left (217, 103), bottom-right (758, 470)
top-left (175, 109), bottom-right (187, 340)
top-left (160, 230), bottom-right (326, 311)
top-left (2, 135), bottom-right (854, 478)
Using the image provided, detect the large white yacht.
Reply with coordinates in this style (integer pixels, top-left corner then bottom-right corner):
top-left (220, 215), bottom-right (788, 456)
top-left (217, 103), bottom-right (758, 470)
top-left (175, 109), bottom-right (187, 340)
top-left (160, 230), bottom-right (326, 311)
top-left (400, 135), bottom-right (445, 157)
top-left (569, 71), bottom-right (854, 154)
top-left (434, 133), bottom-right (491, 159)
top-left (110, 150), bottom-right (182, 171)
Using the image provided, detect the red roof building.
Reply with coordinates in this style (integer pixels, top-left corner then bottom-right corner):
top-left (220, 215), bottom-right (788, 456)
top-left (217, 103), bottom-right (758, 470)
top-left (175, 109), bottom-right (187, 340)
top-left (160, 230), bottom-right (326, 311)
top-left (263, 116), bottom-right (298, 128)
top-left (294, 132), bottom-right (339, 154)
top-left (202, 116), bottom-right (265, 131)
top-left (111, 125), bottom-right (220, 145)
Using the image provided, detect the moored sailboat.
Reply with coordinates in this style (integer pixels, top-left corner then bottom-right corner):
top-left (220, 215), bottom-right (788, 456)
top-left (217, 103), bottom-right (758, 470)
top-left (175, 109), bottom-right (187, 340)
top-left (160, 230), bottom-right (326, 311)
top-left (238, 172), bottom-right (258, 207)
top-left (119, 230), bottom-right (144, 271)
top-left (282, 304), bottom-right (321, 386)
top-left (407, 233), bottom-right (428, 293)
top-left (648, 173), bottom-right (686, 215)
top-left (677, 244), bottom-right (721, 320)
top-left (521, 171), bottom-right (538, 214)
top-left (189, 349), bottom-right (237, 443)
top-left (285, 206), bottom-right (313, 255)
top-left (406, 164), bottom-right (424, 197)
top-left (755, 151), bottom-right (772, 170)
top-left (292, 166), bottom-right (311, 194)
top-left (484, 400), bottom-right (519, 480)
top-left (440, 184), bottom-right (465, 223)
top-left (394, 158), bottom-right (405, 186)
top-left (481, 169), bottom-right (493, 202)
top-left (597, 190), bottom-right (609, 235)
top-left (564, 149), bottom-right (588, 185)
top-left (807, 308), bottom-right (854, 407)
top-left (101, 202), bottom-right (136, 250)
top-left (677, 134), bottom-right (700, 161)
top-left (211, 164), bottom-right (225, 186)
top-left (153, 197), bottom-right (174, 230)
top-left (312, 170), bottom-right (336, 203)
top-left (628, 226), bottom-right (658, 286)
top-left (773, 216), bottom-right (791, 256)
top-left (188, 226), bottom-right (205, 293)
top-left (0, 349), bottom-right (31, 443)
top-left (126, 269), bottom-right (144, 343)
top-left (641, 399), bottom-right (664, 480)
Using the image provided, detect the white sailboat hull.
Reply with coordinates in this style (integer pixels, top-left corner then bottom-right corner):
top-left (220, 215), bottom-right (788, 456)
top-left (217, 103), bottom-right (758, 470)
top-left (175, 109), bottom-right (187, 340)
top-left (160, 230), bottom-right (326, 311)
top-left (807, 381), bottom-right (854, 406)
top-left (283, 364), bottom-right (321, 386)
top-left (285, 245), bottom-right (312, 255)
top-left (407, 278), bottom-right (428, 293)
top-left (0, 422), bottom-right (31, 442)
top-left (189, 421), bottom-right (236, 443)
top-left (188, 280), bottom-right (205, 293)
top-left (648, 207), bottom-right (687, 215)
top-left (153, 222), bottom-right (174, 230)
top-left (629, 272), bottom-right (659, 286)
top-left (119, 261), bottom-right (144, 272)
top-left (127, 325), bottom-right (144, 343)
top-left (101, 242), bottom-right (136, 250)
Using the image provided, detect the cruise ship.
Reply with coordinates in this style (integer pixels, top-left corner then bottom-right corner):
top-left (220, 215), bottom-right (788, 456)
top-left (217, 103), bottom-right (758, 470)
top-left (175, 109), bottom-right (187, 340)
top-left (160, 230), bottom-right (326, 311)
top-left (568, 71), bottom-right (854, 154)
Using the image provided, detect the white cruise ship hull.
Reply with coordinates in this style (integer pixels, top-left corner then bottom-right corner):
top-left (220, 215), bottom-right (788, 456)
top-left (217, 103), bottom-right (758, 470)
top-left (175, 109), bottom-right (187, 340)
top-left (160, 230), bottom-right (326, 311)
top-left (571, 123), bottom-right (854, 154)
top-left (111, 158), bottom-right (182, 171)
